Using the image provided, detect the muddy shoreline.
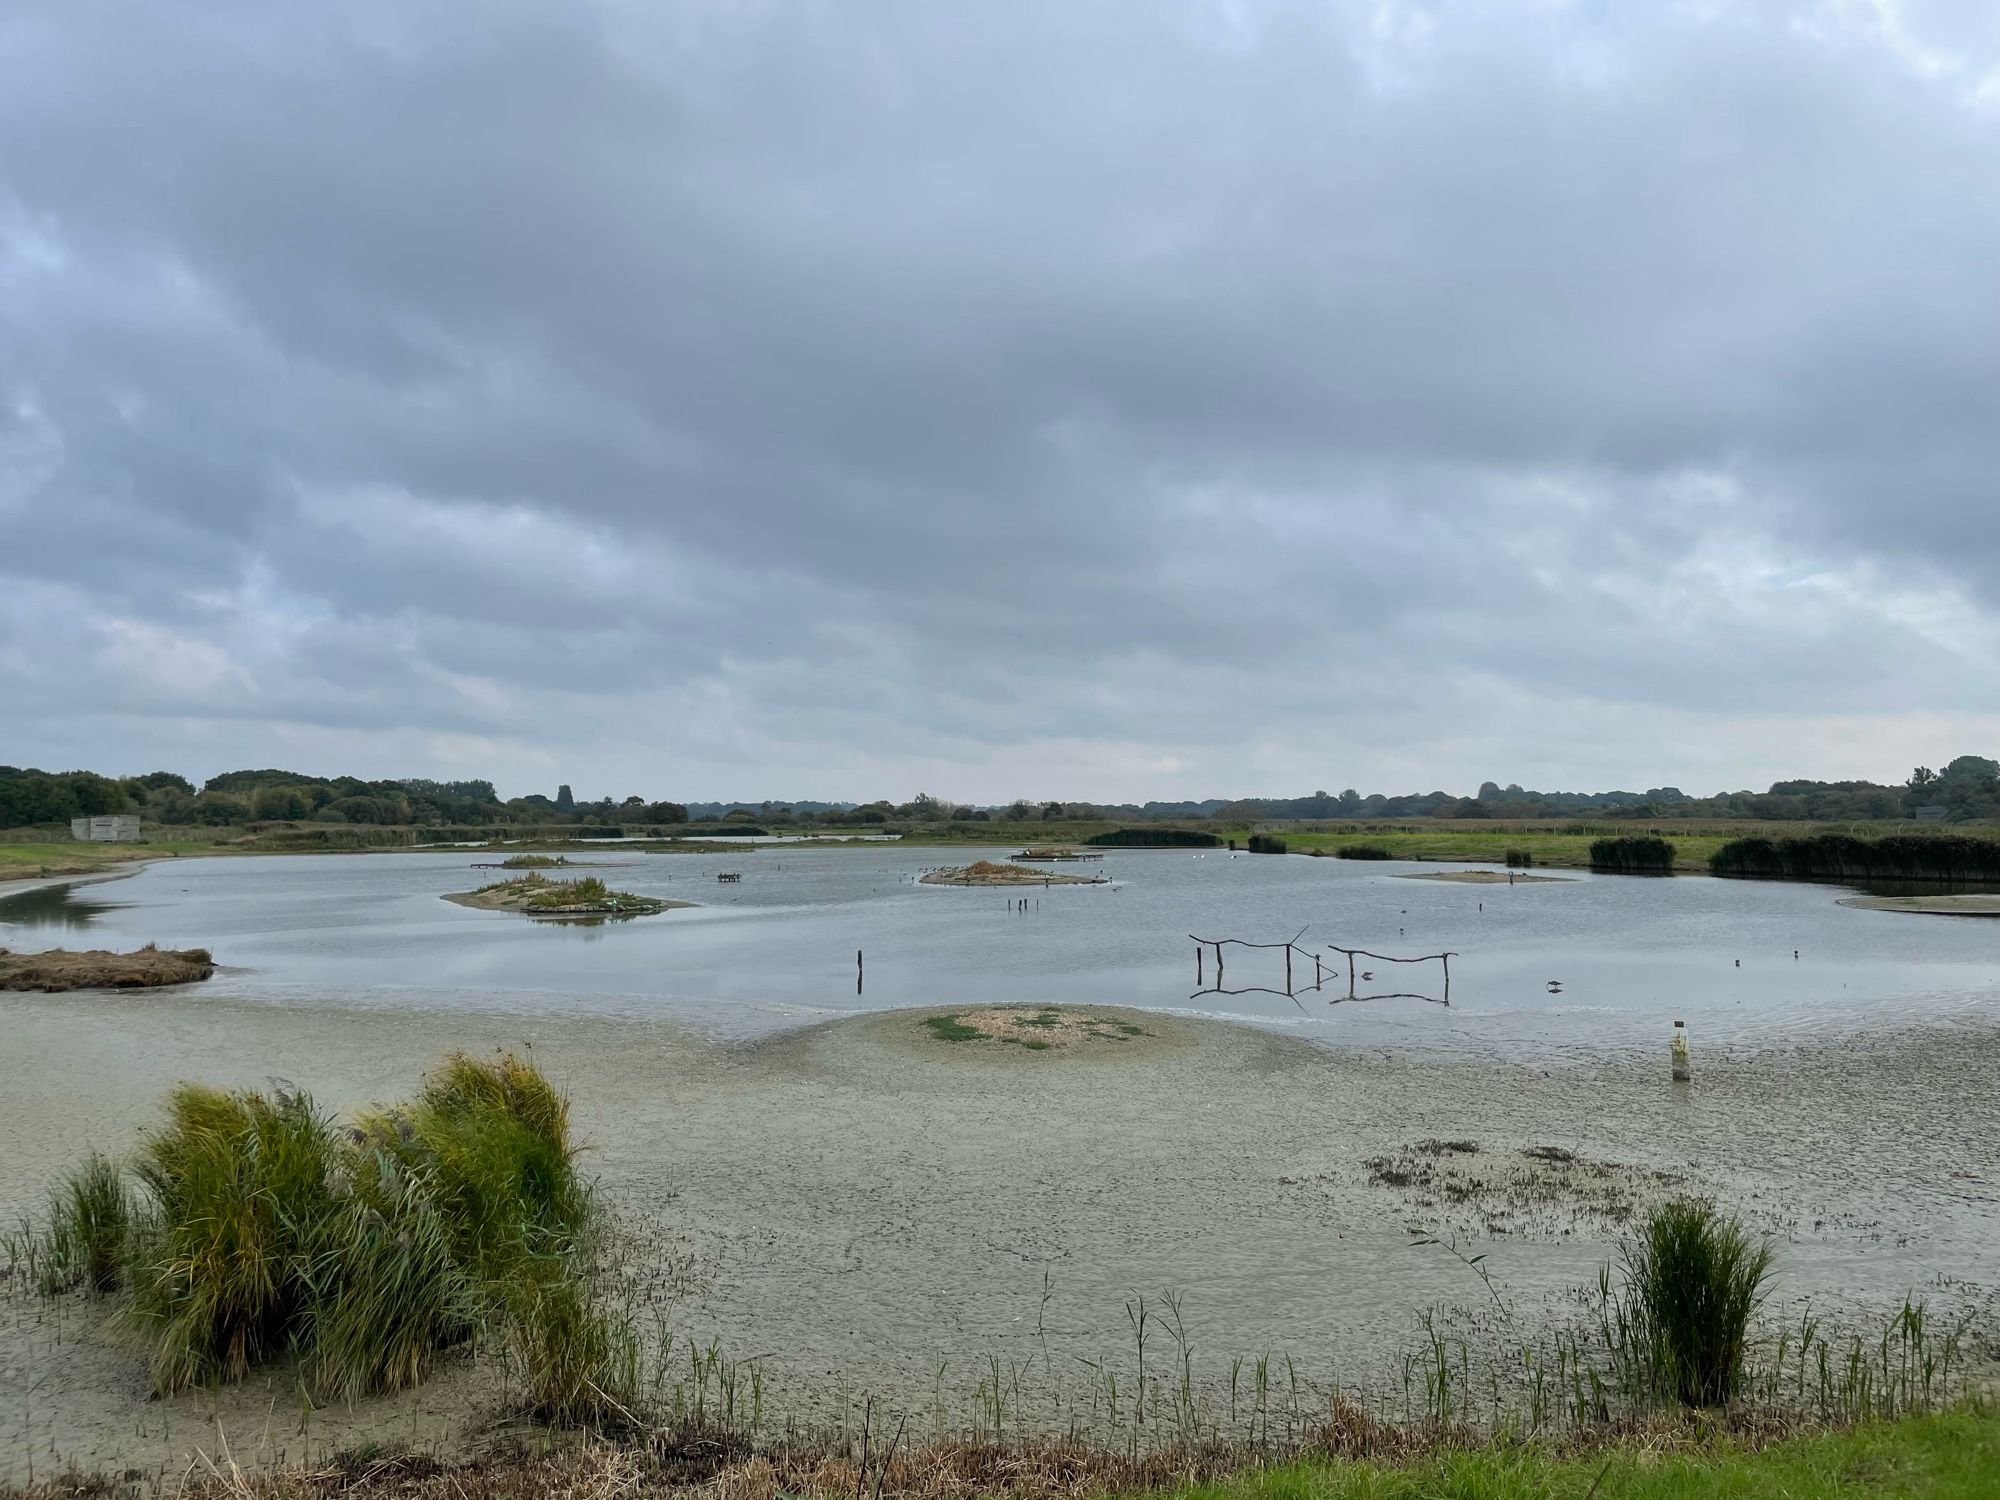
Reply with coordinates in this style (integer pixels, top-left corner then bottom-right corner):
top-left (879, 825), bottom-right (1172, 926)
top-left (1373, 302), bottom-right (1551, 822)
top-left (2, 998), bottom-right (1995, 1481)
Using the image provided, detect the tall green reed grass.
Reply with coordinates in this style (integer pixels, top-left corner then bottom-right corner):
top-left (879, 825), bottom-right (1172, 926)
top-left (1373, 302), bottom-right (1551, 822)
top-left (1620, 1199), bottom-right (1773, 1407)
top-left (10, 1051), bottom-right (631, 1422)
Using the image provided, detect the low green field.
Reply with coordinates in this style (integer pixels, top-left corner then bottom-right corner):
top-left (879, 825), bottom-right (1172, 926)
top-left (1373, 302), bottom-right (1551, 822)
top-left (1238, 820), bottom-right (1959, 872)
top-left (0, 840), bottom-right (212, 878)
top-left (1161, 1405), bottom-right (1998, 1500)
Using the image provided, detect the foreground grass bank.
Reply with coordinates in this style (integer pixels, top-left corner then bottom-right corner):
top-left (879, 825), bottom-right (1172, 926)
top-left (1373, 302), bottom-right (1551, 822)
top-left (2, 1404), bottom-right (1990, 1499)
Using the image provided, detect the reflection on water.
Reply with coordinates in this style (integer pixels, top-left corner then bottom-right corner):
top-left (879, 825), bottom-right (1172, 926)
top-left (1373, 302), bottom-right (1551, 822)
top-left (1851, 878), bottom-right (2000, 898)
top-left (0, 882), bottom-right (121, 932)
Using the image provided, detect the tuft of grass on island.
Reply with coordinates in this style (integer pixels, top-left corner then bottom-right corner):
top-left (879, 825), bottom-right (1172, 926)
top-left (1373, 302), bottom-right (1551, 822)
top-left (0, 943), bottom-right (214, 991)
top-left (920, 1004), bottom-right (1152, 1051)
top-left (919, 859), bottom-right (1107, 886)
top-left (443, 873), bottom-right (690, 918)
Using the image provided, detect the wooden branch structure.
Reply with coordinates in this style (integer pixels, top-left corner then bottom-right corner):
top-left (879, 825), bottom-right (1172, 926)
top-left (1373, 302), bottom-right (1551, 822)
top-left (1189, 932), bottom-right (1455, 1008)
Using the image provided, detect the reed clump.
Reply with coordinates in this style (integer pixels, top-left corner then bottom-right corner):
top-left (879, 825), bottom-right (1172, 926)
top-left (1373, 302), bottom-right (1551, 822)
top-left (1588, 835), bottom-right (1675, 873)
top-left (9, 1052), bottom-right (628, 1421)
top-left (1710, 831), bottom-right (2000, 882)
top-left (1503, 848), bottom-right (1533, 867)
top-left (30, 1152), bottom-right (130, 1295)
top-left (1620, 1199), bottom-right (1774, 1407)
top-left (1246, 834), bottom-right (1288, 854)
top-left (1335, 845), bottom-right (1393, 860)
top-left (1083, 828), bottom-right (1222, 848)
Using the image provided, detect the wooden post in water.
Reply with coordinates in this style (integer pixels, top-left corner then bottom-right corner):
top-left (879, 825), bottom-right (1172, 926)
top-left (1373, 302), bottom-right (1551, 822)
top-left (1285, 944), bottom-right (1293, 994)
top-left (1671, 1019), bottom-right (1691, 1082)
top-left (1440, 952), bottom-right (1451, 1005)
top-left (1196, 945), bottom-right (1203, 986)
top-left (856, 948), bottom-right (864, 996)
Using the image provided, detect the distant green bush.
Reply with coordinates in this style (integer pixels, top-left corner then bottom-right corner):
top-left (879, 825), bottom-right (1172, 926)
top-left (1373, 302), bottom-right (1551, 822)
top-left (1589, 835), bottom-right (1675, 872)
top-left (1083, 828), bottom-right (1221, 848)
top-left (1246, 833), bottom-right (1288, 854)
top-left (1335, 845), bottom-right (1393, 860)
top-left (1504, 848), bottom-right (1533, 867)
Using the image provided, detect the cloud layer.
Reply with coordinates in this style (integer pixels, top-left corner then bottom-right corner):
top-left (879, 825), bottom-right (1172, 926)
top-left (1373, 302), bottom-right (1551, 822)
top-left (4, 1), bottom-right (1997, 801)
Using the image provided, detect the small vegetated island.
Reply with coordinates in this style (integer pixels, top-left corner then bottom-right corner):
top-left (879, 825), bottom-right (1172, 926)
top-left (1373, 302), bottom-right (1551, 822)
top-left (921, 1004), bottom-right (1151, 1050)
top-left (0, 943), bottom-right (215, 991)
top-left (919, 859), bottom-right (1107, 886)
top-left (444, 873), bottom-right (687, 918)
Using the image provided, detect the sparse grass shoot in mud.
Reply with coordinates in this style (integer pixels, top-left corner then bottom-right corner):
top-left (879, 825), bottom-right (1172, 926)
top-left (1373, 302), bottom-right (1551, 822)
top-left (26, 1151), bottom-right (129, 1295)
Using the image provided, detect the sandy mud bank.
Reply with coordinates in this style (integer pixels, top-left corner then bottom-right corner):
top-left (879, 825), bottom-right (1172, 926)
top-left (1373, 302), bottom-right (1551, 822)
top-left (2, 995), bottom-right (1995, 1481)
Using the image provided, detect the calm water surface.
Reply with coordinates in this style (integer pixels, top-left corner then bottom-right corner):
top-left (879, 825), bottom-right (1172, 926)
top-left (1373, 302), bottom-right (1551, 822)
top-left (5, 847), bottom-right (1996, 1056)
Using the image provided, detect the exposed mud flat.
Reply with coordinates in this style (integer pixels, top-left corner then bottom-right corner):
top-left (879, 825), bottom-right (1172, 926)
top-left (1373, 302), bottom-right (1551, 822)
top-left (1355, 1138), bottom-right (1690, 1239)
top-left (2, 994), bottom-right (1996, 1480)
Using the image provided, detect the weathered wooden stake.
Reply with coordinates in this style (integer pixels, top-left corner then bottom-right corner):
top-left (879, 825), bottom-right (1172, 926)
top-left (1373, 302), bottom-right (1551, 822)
top-left (1671, 1019), bottom-right (1691, 1082)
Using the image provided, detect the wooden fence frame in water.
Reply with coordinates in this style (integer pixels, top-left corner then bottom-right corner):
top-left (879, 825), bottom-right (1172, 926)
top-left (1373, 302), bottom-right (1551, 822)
top-left (1189, 932), bottom-right (1454, 1009)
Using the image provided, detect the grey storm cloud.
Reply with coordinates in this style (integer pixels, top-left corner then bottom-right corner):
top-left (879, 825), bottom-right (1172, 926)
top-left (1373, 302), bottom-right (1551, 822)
top-left (2, 0), bottom-right (1997, 800)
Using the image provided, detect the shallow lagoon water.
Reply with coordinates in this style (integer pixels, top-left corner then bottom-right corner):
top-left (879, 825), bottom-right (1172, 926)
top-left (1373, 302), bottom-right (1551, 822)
top-left (5, 847), bottom-right (1999, 1479)
top-left (5, 845), bottom-right (1994, 1056)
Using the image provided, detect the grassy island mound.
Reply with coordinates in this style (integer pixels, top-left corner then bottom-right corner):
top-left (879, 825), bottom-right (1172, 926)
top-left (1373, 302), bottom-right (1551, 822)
top-left (499, 853), bottom-right (574, 869)
top-left (444, 873), bottom-right (688, 918)
top-left (919, 859), bottom-right (1106, 886)
top-left (0, 943), bottom-right (215, 991)
top-left (920, 1004), bottom-right (1151, 1050)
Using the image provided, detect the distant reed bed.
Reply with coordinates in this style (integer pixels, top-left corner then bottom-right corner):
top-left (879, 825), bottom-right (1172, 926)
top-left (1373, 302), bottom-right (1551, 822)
top-left (1588, 836), bottom-right (1675, 873)
top-left (1710, 831), bottom-right (2000, 882)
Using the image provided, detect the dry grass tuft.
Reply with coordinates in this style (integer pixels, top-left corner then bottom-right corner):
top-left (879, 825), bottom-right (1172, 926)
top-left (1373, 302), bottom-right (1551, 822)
top-left (0, 943), bottom-right (215, 991)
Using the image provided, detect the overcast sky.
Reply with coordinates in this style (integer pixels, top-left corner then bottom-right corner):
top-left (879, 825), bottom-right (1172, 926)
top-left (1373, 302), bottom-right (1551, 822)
top-left (3, 2), bottom-right (1997, 804)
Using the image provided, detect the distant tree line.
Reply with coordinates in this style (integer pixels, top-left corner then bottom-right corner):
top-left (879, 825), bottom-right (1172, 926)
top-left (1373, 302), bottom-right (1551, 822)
top-left (6, 754), bottom-right (2000, 834)
top-left (0, 766), bottom-right (689, 832)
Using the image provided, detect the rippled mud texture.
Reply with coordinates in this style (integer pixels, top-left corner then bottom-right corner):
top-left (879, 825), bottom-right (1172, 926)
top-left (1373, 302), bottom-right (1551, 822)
top-left (2, 995), bottom-right (1996, 1482)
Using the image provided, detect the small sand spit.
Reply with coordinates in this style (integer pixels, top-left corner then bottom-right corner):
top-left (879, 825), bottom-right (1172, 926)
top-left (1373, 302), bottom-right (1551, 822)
top-left (1838, 892), bottom-right (2000, 917)
top-left (919, 860), bottom-right (1104, 886)
top-left (0, 944), bottom-right (215, 991)
top-left (1399, 871), bottom-right (1569, 885)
